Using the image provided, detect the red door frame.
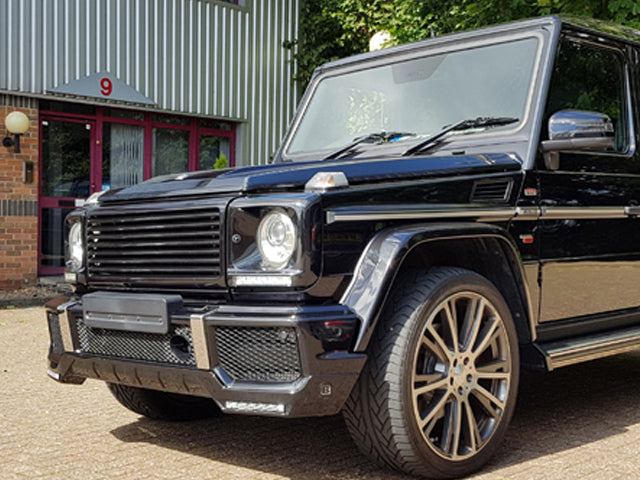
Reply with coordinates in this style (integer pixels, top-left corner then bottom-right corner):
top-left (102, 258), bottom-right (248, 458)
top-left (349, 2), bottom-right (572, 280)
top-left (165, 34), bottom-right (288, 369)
top-left (38, 116), bottom-right (98, 275)
top-left (37, 106), bottom-right (236, 276)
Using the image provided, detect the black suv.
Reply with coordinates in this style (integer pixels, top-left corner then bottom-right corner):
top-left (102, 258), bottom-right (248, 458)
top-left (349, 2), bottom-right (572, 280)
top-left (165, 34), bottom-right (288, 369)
top-left (46, 16), bottom-right (640, 479)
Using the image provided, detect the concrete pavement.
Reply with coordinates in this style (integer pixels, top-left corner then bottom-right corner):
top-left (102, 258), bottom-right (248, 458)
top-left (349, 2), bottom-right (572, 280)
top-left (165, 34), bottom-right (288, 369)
top-left (2, 306), bottom-right (640, 480)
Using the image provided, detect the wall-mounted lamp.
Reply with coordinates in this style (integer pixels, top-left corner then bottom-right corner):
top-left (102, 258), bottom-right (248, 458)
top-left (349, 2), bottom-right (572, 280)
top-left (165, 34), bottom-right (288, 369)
top-left (369, 31), bottom-right (392, 51)
top-left (3, 111), bottom-right (30, 153)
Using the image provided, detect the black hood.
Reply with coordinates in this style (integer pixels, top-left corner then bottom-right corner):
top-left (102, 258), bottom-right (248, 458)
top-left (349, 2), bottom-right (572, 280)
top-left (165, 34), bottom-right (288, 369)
top-left (99, 153), bottom-right (522, 203)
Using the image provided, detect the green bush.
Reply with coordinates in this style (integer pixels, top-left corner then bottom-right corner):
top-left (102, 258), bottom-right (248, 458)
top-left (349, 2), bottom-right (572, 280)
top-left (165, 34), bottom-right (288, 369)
top-left (287, 0), bottom-right (640, 91)
top-left (214, 153), bottom-right (228, 170)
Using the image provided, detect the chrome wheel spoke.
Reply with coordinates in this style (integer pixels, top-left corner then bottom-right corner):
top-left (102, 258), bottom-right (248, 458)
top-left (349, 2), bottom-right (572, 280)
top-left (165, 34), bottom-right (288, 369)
top-left (424, 401), bottom-right (446, 440)
top-left (460, 298), bottom-right (484, 352)
top-left (471, 317), bottom-right (500, 359)
top-left (419, 392), bottom-right (450, 431)
top-left (415, 372), bottom-right (445, 383)
top-left (427, 324), bottom-right (452, 361)
top-left (476, 358), bottom-right (508, 373)
top-left (464, 400), bottom-right (481, 452)
top-left (442, 399), bottom-right (462, 457)
top-left (476, 359), bottom-right (510, 380)
top-left (472, 384), bottom-right (505, 418)
top-left (420, 335), bottom-right (449, 363)
top-left (476, 371), bottom-right (510, 381)
top-left (443, 300), bottom-right (460, 355)
top-left (414, 377), bottom-right (449, 397)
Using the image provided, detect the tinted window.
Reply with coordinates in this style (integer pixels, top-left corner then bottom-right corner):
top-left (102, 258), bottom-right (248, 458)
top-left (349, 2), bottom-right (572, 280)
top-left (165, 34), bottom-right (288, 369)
top-left (545, 38), bottom-right (627, 152)
top-left (152, 128), bottom-right (190, 176)
top-left (286, 37), bottom-right (540, 157)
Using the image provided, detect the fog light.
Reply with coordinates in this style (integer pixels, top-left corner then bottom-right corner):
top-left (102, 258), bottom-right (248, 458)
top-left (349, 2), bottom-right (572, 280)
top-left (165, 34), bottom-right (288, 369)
top-left (230, 275), bottom-right (294, 287)
top-left (225, 401), bottom-right (286, 415)
top-left (64, 272), bottom-right (77, 283)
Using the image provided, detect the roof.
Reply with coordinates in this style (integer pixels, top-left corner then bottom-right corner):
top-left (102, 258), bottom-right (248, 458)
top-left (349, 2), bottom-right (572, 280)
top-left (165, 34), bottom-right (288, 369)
top-left (559, 15), bottom-right (640, 44)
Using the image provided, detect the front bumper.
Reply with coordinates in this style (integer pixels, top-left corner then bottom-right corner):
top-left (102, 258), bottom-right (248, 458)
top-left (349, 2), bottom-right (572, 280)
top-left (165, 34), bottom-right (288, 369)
top-left (45, 295), bottom-right (366, 418)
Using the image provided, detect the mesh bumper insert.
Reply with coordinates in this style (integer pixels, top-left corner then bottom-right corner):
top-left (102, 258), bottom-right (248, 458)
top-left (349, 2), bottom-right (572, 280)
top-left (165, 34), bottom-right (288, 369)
top-left (74, 320), bottom-right (303, 383)
top-left (215, 326), bottom-right (302, 383)
top-left (76, 319), bottom-right (196, 367)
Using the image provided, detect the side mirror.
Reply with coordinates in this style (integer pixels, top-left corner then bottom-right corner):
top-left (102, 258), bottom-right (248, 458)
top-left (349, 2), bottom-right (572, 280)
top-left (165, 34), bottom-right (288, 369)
top-left (539, 110), bottom-right (615, 170)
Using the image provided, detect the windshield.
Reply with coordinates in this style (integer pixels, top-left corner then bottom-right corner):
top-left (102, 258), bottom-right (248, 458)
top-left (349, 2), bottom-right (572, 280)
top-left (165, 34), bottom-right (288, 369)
top-left (285, 36), bottom-right (540, 159)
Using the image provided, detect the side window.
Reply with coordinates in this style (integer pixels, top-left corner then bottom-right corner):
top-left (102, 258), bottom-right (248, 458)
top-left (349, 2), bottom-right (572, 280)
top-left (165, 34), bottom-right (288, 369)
top-left (545, 38), bottom-right (627, 153)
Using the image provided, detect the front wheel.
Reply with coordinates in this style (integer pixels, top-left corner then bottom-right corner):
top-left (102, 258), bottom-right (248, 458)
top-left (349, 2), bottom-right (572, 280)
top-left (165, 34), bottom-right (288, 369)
top-left (344, 267), bottom-right (520, 479)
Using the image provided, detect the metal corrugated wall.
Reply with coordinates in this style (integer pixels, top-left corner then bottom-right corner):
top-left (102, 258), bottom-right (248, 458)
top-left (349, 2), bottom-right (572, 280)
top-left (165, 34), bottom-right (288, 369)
top-left (0, 0), bottom-right (299, 166)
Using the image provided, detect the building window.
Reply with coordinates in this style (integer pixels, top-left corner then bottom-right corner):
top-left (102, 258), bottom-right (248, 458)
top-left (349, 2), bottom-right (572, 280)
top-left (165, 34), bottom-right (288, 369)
top-left (39, 102), bottom-right (236, 185)
top-left (38, 101), bottom-right (236, 274)
top-left (103, 123), bottom-right (145, 190)
top-left (199, 135), bottom-right (232, 170)
top-left (152, 127), bottom-right (190, 176)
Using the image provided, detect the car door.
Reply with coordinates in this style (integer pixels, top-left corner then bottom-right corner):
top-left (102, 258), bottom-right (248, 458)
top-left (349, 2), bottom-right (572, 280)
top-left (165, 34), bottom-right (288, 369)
top-left (536, 33), bottom-right (640, 323)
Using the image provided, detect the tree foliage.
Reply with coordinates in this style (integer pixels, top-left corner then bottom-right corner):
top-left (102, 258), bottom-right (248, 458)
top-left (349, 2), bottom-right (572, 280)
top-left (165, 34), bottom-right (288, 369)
top-left (288, 0), bottom-right (640, 90)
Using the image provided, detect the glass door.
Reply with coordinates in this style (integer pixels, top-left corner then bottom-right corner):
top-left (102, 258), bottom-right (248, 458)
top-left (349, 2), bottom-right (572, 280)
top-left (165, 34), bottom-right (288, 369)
top-left (39, 118), bottom-right (98, 274)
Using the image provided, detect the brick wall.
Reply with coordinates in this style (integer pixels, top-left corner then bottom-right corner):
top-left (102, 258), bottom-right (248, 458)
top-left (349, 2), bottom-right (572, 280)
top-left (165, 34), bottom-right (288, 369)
top-left (0, 102), bottom-right (39, 290)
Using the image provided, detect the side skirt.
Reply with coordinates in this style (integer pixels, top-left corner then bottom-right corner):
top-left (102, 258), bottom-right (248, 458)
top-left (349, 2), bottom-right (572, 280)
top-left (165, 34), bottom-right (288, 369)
top-left (537, 325), bottom-right (640, 370)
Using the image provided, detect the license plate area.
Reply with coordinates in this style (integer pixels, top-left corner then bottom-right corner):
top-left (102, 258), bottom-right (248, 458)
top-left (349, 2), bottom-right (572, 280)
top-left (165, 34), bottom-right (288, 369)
top-left (82, 292), bottom-right (183, 334)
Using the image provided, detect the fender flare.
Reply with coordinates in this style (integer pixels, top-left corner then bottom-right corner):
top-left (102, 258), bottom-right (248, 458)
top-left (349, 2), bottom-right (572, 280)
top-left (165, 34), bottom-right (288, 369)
top-left (340, 222), bottom-right (535, 352)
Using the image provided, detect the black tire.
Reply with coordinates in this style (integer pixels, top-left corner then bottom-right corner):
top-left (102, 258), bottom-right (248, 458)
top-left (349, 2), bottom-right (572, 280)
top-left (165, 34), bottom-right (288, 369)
top-left (343, 267), bottom-right (520, 479)
top-left (107, 383), bottom-right (222, 421)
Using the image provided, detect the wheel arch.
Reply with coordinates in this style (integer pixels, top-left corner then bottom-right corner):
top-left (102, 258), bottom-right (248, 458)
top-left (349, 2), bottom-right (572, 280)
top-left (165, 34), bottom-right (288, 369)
top-left (341, 222), bottom-right (535, 352)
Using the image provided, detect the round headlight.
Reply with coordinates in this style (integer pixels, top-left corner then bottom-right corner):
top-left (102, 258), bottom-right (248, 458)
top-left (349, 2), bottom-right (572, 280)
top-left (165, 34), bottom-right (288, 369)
top-left (257, 210), bottom-right (296, 269)
top-left (68, 222), bottom-right (84, 272)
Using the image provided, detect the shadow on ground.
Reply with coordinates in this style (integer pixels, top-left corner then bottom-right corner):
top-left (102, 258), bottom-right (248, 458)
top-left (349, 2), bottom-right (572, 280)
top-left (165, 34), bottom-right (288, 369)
top-left (110, 352), bottom-right (640, 479)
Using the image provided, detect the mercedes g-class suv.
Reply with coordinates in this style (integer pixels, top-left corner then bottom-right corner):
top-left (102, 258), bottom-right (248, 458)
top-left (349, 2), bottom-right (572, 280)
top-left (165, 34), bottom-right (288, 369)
top-left (45, 16), bottom-right (640, 479)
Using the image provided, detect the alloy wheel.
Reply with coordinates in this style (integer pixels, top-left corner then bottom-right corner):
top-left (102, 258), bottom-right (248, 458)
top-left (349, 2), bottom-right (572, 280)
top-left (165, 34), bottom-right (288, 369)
top-left (411, 291), bottom-right (512, 460)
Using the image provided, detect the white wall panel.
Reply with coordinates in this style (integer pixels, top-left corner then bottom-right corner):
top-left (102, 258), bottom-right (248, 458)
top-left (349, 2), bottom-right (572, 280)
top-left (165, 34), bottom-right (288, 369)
top-left (0, 0), bottom-right (300, 165)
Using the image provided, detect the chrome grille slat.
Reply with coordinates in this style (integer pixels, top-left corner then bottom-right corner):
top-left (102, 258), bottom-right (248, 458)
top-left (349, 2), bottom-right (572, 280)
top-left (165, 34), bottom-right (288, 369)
top-left (94, 249), bottom-right (220, 258)
top-left (92, 229), bottom-right (219, 238)
top-left (89, 239), bottom-right (219, 248)
top-left (93, 225), bottom-right (220, 234)
top-left (92, 210), bottom-right (219, 222)
top-left (95, 257), bottom-right (221, 265)
top-left (95, 267), bottom-right (219, 274)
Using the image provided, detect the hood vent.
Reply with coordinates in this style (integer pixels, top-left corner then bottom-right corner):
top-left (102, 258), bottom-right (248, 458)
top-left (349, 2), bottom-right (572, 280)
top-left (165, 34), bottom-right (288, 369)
top-left (471, 179), bottom-right (513, 203)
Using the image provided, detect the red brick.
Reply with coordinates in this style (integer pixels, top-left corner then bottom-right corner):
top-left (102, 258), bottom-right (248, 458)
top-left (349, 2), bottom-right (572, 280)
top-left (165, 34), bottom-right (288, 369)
top-left (0, 104), bottom-right (40, 291)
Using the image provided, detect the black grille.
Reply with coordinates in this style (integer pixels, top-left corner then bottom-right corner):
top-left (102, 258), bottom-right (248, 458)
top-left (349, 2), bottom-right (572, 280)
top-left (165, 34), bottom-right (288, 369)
top-left (76, 320), bottom-right (196, 366)
top-left (215, 327), bottom-right (302, 383)
top-left (86, 202), bottom-right (222, 284)
top-left (471, 179), bottom-right (513, 203)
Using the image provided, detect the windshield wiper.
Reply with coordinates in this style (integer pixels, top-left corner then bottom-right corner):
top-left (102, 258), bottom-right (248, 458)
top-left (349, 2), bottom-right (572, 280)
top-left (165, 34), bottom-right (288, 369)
top-left (324, 131), bottom-right (415, 160)
top-left (401, 116), bottom-right (519, 156)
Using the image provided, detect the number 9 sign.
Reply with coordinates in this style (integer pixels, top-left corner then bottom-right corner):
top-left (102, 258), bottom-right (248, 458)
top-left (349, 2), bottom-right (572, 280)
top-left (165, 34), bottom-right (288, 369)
top-left (100, 77), bottom-right (113, 96)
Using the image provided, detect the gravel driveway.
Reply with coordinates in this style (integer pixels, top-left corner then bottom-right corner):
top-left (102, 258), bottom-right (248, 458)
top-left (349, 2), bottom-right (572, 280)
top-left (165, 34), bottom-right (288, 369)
top-left (2, 306), bottom-right (640, 480)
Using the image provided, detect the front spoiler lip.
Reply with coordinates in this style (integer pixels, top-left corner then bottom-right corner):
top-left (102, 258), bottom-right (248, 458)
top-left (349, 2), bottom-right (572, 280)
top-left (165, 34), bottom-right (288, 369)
top-left (45, 296), bottom-right (367, 418)
top-left (48, 353), bottom-right (364, 417)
